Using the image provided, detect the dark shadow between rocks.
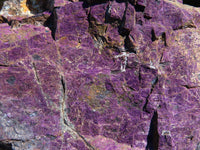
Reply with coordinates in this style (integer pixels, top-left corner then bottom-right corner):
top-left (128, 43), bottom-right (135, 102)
top-left (146, 111), bottom-right (159, 150)
top-left (151, 29), bottom-right (157, 42)
top-left (0, 141), bottom-right (13, 150)
top-left (82, 0), bottom-right (109, 8)
top-left (161, 32), bottom-right (167, 46)
top-left (116, 0), bottom-right (128, 3)
top-left (124, 35), bottom-right (136, 53)
top-left (0, 15), bottom-right (8, 23)
top-left (0, 0), bottom-right (6, 11)
top-left (44, 8), bottom-right (57, 40)
top-left (183, 0), bottom-right (200, 7)
top-left (26, 0), bottom-right (54, 14)
top-left (135, 4), bottom-right (145, 12)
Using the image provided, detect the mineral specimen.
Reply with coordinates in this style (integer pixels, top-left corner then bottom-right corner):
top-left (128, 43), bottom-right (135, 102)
top-left (0, 0), bottom-right (200, 149)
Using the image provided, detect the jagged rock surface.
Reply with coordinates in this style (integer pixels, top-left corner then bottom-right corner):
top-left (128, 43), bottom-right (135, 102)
top-left (0, 0), bottom-right (200, 149)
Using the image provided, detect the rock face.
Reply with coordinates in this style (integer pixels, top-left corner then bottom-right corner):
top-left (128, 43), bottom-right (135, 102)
top-left (0, 0), bottom-right (200, 149)
top-left (0, 0), bottom-right (54, 17)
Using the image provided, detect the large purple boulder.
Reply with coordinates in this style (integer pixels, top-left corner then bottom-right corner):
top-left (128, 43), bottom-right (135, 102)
top-left (0, 0), bottom-right (200, 149)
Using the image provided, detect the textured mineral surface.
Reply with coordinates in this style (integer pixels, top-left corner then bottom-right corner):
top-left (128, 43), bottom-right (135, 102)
top-left (0, 0), bottom-right (200, 149)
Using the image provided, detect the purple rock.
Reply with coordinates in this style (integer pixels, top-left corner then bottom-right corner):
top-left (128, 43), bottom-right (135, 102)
top-left (1, 0), bottom-right (200, 149)
top-left (124, 3), bottom-right (135, 31)
top-left (109, 1), bottom-right (126, 21)
top-left (137, 0), bottom-right (147, 7)
top-left (90, 3), bottom-right (108, 24)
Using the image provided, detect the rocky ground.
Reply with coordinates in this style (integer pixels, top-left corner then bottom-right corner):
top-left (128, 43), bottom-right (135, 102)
top-left (0, 0), bottom-right (200, 149)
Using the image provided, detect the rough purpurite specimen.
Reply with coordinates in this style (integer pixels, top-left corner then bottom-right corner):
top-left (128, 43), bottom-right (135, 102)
top-left (0, 0), bottom-right (200, 149)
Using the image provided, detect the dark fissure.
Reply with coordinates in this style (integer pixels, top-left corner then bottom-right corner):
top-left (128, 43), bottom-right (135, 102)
top-left (146, 111), bottom-right (159, 150)
top-left (0, 141), bottom-right (13, 150)
top-left (183, 0), bottom-right (200, 7)
top-left (44, 8), bottom-right (57, 40)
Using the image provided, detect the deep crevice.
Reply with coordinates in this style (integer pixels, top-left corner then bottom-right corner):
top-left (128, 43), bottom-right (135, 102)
top-left (124, 35), bottom-right (137, 53)
top-left (181, 84), bottom-right (200, 89)
top-left (61, 76), bottom-right (66, 95)
top-left (83, 0), bottom-right (109, 8)
top-left (161, 32), bottom-right (167, 46)
top-left (146, 111), bottom-right (159, 150)
top-left (116, 0), bottom-right (128, 3)
top-left (143, 76), bottom-right (158, 113)
top-left (0, 0), bottom-right (5, 10)
top-left (138, 67), bottom-right (142, 83)
top-left (151, 29), bottom-right (157, 42)
top-left (135, 4), bottom-right (145, 12)
top-left (44, 8), bottom-right (57, 40)
top-left (144, 13), bottom-right (152, 20)
top-left (0, 141), bottom-right (13, 150)
top-left (0, 64), bottom-right (9, 67)
top-left (183, 0), bottom-right (200, 7)
top-left (26, 0), bottom-right (54, 14)
top-left (118, 28), bottom-right (130, 37)
top-left (159, 51), bottom-right (164, 63)
top-left (0, 15), bottom-right (8, 23)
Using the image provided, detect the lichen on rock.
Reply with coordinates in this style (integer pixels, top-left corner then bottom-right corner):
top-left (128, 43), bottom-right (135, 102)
top-left (0, 0), bottom-right (54, 17)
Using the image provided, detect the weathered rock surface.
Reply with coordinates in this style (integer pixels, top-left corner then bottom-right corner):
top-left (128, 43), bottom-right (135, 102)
top-left (0, 0), bottom-right (200, 149)
top-left (0, 0), bottom-right (54, 18)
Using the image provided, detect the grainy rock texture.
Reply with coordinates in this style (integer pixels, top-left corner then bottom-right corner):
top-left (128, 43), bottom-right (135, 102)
top-left (0, 0), bottom-right (54, 17)
top-left (0, 0), bottom-right (200, 149)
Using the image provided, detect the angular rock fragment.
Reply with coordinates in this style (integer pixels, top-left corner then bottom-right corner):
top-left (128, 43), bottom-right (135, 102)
top-left (108, 1), bottom-right (126, 21)
top-left (123, 3), bottom-right (135, 31)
